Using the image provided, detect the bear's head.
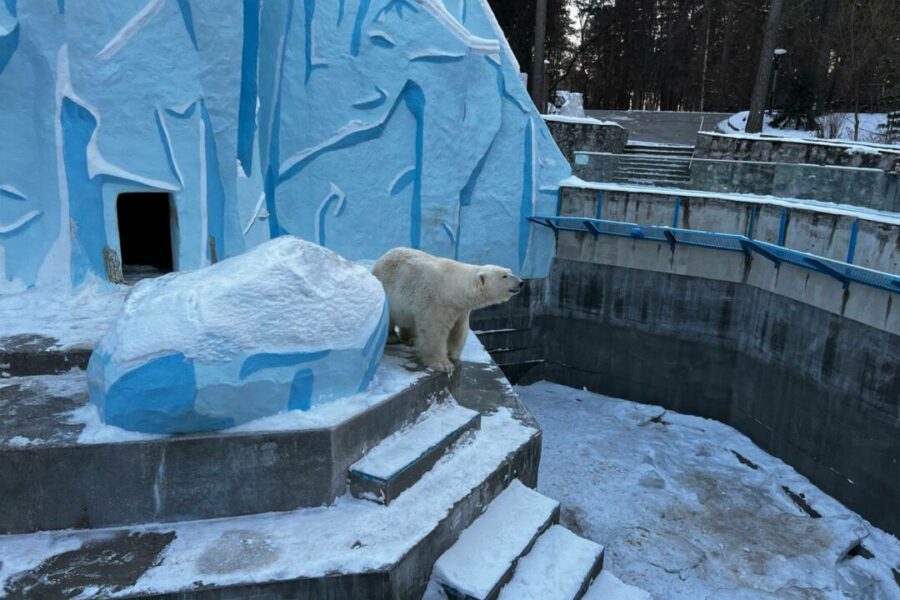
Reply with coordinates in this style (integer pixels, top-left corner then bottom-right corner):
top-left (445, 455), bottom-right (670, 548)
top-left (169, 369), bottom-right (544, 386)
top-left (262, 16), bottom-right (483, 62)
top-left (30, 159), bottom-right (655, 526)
top-left (474, 266), bottom-right (524, 308)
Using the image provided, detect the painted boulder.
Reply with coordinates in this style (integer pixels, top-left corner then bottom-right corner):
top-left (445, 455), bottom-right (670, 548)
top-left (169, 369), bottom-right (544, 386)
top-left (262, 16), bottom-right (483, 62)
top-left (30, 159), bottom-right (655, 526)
top-left (87, 237), bottom-right (388, 434)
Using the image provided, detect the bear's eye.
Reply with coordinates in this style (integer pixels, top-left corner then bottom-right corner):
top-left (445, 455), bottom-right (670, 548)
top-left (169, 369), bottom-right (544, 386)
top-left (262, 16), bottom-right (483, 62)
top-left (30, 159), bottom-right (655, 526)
top-left (502, 275), bottom-right (508, 279)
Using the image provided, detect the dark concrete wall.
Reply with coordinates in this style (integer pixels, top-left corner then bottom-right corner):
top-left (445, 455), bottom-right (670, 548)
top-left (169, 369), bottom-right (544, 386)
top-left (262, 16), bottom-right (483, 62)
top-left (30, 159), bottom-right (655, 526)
top-left (573, 153), bottom-right (900, 212)
top-left (543, 118), bottom-right (628, 163)
top-left (695, 132), bottom-right (900, 171)
top-left (474, 259), bottom-right (900, 536)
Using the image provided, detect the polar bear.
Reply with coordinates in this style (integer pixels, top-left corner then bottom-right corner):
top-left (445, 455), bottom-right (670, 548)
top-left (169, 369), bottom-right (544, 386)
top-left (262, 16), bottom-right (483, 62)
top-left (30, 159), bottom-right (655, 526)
top-left (372, 248), bottom-right (524, 372)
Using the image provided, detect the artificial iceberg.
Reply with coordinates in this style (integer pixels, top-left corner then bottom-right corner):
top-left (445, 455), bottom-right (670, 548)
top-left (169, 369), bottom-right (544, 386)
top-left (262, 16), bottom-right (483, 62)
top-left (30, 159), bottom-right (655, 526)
top-left (87, 237), bottom-right (388, 433)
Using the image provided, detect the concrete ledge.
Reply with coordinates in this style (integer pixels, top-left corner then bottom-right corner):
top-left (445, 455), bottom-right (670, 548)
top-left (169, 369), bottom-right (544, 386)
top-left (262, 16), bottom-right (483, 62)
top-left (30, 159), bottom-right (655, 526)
top-left (0, 348), bottom-right (458, 534)
top-left (558, 185), bottom-right (900, 287)
top-left (0, 335), bottom-right (90, 377)
top-left (694, 132), bottom-right (900, 171)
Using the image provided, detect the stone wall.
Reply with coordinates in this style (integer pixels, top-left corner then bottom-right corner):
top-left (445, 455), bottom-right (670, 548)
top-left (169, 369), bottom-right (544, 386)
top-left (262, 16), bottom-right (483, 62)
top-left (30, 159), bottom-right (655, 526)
top-left (543, 116), bottom-right (628, 163)
top-left (573, 152), bottom-right (900, 212)
top-left (695, 132), bottom-right (900, 171)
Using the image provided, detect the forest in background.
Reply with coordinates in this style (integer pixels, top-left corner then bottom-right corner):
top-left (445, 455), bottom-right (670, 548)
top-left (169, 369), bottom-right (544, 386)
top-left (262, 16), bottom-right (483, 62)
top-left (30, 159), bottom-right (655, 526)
top-left (487, 0), bottom-right (900, 120)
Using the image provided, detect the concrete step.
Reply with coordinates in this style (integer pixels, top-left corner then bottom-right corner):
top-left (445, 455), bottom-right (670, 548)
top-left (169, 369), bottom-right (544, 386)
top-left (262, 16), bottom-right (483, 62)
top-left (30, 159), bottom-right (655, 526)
top-left (611, 177), bottom-right (690, 186)
top-left (349, 400), bottom-right (480, 504)
top-left (617, 161), bottom-right (691, 170)
top-left (617, 166), bottom-right (691, 176)
top-left (432, 479), bottom-right (560, 600)
top-left (619, 156), bottom-right (692, 164)
top-left (614, 172), bottom-right (691, 182)
top-left (0, 346), bottom-right (458, 534)
top-left (624, 144), bottom-right (694, 157)
top-left (498, 525), bottom-right (604, 600)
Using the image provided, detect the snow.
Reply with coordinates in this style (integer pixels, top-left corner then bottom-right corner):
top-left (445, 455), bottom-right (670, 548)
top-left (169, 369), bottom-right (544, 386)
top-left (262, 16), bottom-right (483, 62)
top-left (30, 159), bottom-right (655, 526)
top-left (350, 399), bottom-right (478, 480)
top-left (0, 406), bottom-right (538, 597)
top-left (0, 276), bottom-right (129, 350)
top-left (718, 111), bottom-right (900, 150)
top-left (560, 175), bottom-right (900, 226)
top-left (461, 330), bottom-right (494, 364)
top-left (517, 381), bottom-right (900, 599)
top-left (432, 479), bottom-right (559, 599)
top-left (584, 572), bottom-right (652, 600)
top-left (498, 525), bottom-right (603, 600)
top-left (542, 114), bottom-right (622, 127)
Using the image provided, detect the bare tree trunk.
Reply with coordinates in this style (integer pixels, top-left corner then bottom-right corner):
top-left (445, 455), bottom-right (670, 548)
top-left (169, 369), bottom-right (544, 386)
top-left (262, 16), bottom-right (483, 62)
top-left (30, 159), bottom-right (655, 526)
top-left (530, 0), bottom-right (548, 113)
top-left (745, 0), bottom-right (784, 133)
top-left (699, 0), bottom-right (712, 111)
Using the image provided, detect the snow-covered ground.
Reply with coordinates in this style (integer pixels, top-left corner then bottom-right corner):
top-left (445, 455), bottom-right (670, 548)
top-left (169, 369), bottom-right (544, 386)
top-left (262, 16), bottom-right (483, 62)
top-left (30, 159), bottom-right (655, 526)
top-left (0, 277), bottom-right (129, 350)
top-left (518, 381), bottom-right (900, 599)
top-left (720, 111), bottom-right (898, 147)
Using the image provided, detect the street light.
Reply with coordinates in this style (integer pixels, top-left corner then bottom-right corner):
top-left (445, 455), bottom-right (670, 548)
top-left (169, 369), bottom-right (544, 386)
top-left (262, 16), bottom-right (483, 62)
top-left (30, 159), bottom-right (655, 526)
top-left (768, 49), bottom-right (788, 112)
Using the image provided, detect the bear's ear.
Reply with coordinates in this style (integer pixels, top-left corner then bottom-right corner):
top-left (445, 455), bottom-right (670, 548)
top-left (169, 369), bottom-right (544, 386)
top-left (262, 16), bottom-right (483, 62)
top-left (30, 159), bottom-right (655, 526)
top-left (477, 271), bottom-right (487, 287)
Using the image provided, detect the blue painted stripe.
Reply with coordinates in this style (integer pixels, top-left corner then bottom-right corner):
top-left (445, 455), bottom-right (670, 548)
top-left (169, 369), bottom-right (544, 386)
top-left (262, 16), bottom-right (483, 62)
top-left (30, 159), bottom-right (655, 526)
top-left (237, 0), bottom-right (260, 176)
top-left (672, 197), bottom-right (681, 229)
top-left (350, 0), bottom-right (371, 56)
top-left (517, 120), bottom-right (534, 271)
top-left (239, 350), bottom-right (330, 380)
top-left (747, 206), bottom-right (758, 239)
top-left (288, 369), bottom-right (314, 410)
top-left (176, 0), bottom-right (199, 50)
top-left (847, 219), bottom-right (860, 264)
top-left (777, 208), bottom-right (789, 246)
top-left (594, 191), bottom-right (604, 220)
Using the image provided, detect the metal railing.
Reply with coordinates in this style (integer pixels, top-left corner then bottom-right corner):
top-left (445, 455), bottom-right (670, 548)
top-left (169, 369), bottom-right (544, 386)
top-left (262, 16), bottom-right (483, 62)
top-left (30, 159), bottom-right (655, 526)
top-left (529, 215), bottom-right (900, 294)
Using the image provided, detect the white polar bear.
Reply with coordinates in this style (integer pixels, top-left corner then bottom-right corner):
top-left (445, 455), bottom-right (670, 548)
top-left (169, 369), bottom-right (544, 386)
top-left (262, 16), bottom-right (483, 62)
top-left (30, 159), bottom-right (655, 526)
top-left (372, 248), bottom-right (524, 372)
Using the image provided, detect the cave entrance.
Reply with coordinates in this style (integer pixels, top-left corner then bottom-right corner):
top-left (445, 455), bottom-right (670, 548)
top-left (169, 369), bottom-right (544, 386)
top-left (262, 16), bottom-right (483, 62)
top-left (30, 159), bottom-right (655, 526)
top-left (116, 192), bottom-right (176, 283)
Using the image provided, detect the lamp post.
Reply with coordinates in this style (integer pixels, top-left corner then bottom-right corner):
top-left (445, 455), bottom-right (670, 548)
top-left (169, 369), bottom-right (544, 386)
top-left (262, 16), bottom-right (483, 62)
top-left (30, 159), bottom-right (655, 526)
top-left (768, 48), bottom-right (788, 112)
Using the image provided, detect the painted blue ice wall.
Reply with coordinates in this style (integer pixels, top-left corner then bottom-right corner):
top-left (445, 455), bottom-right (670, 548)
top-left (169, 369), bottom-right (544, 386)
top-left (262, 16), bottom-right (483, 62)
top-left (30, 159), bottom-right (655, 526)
top-left (0, 0), bottom-right (569, 292)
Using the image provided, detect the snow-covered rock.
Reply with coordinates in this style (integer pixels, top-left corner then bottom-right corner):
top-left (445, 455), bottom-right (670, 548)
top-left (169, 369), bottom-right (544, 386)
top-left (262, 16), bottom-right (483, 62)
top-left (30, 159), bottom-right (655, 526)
top-left (87, 237), bottom-right (388, 434)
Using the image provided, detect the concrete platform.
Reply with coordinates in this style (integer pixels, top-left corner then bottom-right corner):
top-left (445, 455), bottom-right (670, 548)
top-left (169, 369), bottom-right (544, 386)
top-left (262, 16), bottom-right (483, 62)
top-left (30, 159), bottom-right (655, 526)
top-left (0, 334), bottom-right (91, 377)
top-left (0, 359), bottom-right (543, 599)
top-left (0, 346), bottom-right (457, 534)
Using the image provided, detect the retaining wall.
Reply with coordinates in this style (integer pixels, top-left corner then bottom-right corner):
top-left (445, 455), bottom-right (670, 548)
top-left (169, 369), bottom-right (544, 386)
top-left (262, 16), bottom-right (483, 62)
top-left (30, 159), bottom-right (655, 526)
top-left (560, 185), bottom-right (900, 283)
top-left (542, 116), bottom-right (628, 163)
top-left (695, 132), bottom-right (900, 171)
top-left (573, 152), bottom-right (900, 212)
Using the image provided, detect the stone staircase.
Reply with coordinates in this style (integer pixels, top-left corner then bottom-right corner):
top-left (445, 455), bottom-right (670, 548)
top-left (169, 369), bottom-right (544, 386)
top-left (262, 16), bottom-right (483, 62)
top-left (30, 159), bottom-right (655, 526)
top-left (431, 480), bottom-right (604, 600)
top-left (0, 337), bottom-right (608, 599)
top-left (612, 142), bottom-right (694, 186)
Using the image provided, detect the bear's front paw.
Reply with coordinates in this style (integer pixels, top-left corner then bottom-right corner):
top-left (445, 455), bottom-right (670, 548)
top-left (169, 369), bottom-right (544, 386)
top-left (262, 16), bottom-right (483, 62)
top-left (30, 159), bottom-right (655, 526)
top-left (425, 357), bottom-right (455, 373)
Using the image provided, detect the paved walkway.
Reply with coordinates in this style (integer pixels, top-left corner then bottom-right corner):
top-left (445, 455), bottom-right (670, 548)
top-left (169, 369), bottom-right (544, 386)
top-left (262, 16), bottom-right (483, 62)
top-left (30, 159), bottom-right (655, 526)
top-left (584, 110), bottom-right (731, 146)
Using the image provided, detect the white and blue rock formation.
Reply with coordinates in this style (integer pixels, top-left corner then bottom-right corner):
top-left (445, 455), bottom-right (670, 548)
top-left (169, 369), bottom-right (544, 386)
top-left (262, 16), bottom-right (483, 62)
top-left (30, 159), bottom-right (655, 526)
top-left (0, 0), bottom-right (569, 294)
top-left (87, 237), bottom-right (388, 433)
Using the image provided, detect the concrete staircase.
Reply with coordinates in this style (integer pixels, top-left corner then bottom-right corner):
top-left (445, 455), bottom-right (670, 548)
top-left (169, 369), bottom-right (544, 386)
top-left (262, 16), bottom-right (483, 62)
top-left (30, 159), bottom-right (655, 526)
top-left (349, 400), bottom-right (481, 505)
top-left (0, 343), bottom-right (550, 599)
top-left (612, 142), bottom-right (694, 186)
top-left (432, 480), bottom-right (604, 600)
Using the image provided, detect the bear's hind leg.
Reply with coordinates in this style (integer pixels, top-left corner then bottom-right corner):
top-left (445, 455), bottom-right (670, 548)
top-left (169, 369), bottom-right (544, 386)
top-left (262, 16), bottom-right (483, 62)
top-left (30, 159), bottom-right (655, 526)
top-left (414, 318), bottom-right (454, 372)
top-left (447, 312), bottom-right (469, 363)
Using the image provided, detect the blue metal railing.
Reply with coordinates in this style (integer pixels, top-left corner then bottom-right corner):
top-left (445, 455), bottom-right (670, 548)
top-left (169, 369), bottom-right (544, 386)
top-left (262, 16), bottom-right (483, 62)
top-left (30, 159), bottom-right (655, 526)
top-left (529, 215), bottom-right (900, 294)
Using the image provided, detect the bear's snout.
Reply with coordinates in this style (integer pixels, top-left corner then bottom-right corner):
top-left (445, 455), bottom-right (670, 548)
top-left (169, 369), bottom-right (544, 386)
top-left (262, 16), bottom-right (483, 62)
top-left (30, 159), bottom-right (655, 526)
top-left (510, 277), bottom-right (524, 294)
